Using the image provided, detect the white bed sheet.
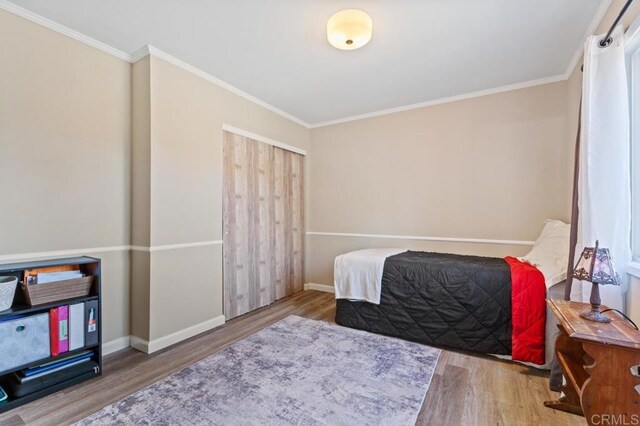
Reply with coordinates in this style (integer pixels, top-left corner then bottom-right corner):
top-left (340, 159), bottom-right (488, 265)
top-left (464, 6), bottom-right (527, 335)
top-left (334, 248), bottom-right (407, 304)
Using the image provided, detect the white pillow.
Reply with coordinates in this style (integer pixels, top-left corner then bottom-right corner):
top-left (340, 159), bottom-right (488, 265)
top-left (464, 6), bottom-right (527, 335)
top-left (520, 219), bottom-right (571, 288)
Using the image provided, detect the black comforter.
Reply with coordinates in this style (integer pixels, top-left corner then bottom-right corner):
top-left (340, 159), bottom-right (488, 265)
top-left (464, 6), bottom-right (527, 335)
top-left (335, 251), bottom-right (513, 355)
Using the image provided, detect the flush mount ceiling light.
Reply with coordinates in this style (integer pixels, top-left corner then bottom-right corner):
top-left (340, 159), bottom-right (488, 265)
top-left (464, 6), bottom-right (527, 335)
top-left (327, 9), bottom-right (373, 50)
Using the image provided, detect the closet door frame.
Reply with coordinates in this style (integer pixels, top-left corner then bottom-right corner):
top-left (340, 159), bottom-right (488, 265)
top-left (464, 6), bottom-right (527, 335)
top-left (222, 125), bottom-right (306, 320)
top-left (222, 125), bottom-right (307, 156)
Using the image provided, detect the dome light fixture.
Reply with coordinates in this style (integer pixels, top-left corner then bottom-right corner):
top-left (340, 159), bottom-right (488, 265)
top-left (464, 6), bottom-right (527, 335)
top-left (327, 9), bottom-right (373, 50)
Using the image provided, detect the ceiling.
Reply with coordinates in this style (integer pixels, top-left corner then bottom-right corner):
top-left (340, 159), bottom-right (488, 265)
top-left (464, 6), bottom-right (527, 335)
top-left (6, 0), bottom-right (606, 126)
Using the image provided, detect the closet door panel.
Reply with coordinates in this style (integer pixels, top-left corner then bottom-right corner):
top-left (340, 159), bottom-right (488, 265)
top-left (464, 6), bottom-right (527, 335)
top-left (283, 151), bottom-right (294, 297)
top-left (223, 130), bottom-right (305, 319)
top-left (224, 133), bottom-right (261, 319)
top-left (245, 137), bottom-right (261, 313)
top-left (272, 148), bottom-right (305, 298)
top-left (257, 141), bottom-right (275, 306)
top-left (273, 147), bottom-right (288, 301)
top-left (233, 135), bottom-right (251, 317)
top-left (290, 153), bottom-right (304, 294)
top-left (222, 132), bottom-right (238, 319)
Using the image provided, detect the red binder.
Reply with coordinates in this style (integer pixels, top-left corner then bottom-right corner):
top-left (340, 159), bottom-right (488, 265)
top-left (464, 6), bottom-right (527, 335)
top-left (49, 307), bottom-right (60, 356)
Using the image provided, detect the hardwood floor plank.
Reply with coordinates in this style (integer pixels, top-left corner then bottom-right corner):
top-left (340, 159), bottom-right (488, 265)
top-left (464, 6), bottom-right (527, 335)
top-left (419, 364), bottom-right (469, 426)
top-left (0, 415), bottom-right (26, 426)
top-left (0, 291), bottom-right (583, 426)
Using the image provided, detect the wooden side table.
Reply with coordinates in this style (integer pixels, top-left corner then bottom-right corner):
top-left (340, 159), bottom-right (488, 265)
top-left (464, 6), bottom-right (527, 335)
top-left (544, 299), bottom-right (640, 425)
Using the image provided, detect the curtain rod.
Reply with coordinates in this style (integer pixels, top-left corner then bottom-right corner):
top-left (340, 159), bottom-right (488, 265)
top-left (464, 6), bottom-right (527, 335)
top-left (600, 0), bottom-right (635, 47)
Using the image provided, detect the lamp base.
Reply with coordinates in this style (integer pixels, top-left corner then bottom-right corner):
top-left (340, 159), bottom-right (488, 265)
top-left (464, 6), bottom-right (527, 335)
top-left (580, 309), bottom-right (611, 323)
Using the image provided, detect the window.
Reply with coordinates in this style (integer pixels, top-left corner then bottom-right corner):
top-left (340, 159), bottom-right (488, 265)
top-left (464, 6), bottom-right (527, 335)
top-left (626, 18), bottom-right (640, 261)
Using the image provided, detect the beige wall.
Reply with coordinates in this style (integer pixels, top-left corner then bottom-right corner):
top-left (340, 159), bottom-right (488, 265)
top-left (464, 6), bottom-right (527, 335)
top-left (0, 9), bottom-right (131, 344)
top-left (148, 55), bottom-right (309, 247)
top-left (0, 7), bottom-right (310, 351)
top-left (131, 56), bottom-right (152, 249)
top-left (130, 55), bottom-right (310, 342)
top-left (308, 82), bottom-right (571, 285)
top-left (4, 0), bottom-right (638, 344)
top-left (630, 276), bottom-right (640, 325)
top-left (129, 57), bottom-right (152, 341)
top-left (309, 238), bottom-right (534, 286)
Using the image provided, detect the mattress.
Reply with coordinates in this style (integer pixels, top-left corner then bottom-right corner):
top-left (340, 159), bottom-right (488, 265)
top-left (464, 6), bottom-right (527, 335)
top-left (335, 251), bottom-right (513, 355)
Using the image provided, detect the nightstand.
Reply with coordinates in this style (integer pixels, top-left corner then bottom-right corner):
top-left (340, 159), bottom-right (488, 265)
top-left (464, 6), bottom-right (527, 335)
top-left (544, 299), bottom-right (640, 425)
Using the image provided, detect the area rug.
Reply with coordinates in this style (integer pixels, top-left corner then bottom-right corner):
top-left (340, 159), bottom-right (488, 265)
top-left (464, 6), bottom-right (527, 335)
top-left (77, 316), bottom-right (441, 425)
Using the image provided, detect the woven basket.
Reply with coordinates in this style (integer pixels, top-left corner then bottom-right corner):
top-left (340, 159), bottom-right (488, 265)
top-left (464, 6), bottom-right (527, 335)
top-left (22, 275), bottom-right (93, 306)
top-left (0, 276), bottom-right (18, 311)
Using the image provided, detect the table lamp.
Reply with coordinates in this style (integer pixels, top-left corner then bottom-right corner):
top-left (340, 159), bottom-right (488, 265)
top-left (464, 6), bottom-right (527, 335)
top-left (572, 240), bottom-right (621, 323)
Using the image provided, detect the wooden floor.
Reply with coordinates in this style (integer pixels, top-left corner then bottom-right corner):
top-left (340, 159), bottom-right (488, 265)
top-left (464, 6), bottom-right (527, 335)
top-left (0, 291), bottom-right (583, 426)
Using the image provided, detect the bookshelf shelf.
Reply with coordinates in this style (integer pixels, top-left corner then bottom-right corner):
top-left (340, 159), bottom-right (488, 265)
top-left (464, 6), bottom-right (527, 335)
top-left (0, 256), bottom-right (102, 414)
top-left (0, 344), bottom-right (100, 377)
top-left (0, 371), bottom-right (99, 412)
top-left (0, 295), bottom-right (99, 318)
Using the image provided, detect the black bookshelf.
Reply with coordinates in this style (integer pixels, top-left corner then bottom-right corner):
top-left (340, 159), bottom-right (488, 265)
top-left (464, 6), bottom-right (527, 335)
top-left (0, 256), bottom-right (102, 413)
top-left (0, 295), bottom-right (98, 319)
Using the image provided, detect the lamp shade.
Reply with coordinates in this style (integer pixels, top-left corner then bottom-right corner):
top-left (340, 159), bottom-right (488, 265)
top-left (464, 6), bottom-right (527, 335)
top-left (327, 9), bottom-right (373, 50)
top-left (572, 241), bottom-right (621, 285)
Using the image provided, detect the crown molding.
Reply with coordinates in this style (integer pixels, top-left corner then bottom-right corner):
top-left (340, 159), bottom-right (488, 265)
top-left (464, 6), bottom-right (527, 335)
top-left (0, 2), bottom-right (311, 128)
top-left (1, 0), bottom-right (612, 129)
top-left (129, 45), bottom-right (151, 63)
top-left (0, 0), bottom-right (131, 61)
top-left (562, 0), bottom-right (613, 80)
top-left (130, 45), bottom-right (311, 128)
top-left (310, 74), bottom-right (565, 128)
top-left (310, 0), bottom-right (612, 128)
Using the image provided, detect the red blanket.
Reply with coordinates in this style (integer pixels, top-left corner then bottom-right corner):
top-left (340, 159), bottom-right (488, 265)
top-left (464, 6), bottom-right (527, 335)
top-left (504, 256), bottom-right (547, 365)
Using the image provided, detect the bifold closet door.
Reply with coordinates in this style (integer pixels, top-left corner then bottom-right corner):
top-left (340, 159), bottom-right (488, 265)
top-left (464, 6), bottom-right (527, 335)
top-left (223, 131), bottom-right (304, 320)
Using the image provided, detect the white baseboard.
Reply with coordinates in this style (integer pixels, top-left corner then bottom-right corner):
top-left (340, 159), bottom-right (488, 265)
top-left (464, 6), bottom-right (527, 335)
top-left (129, 335), bottom-right (149, 353)
top-left (102, 336), bottom-right (131, 355)
top-left (129, 315), bottom-right (226, 354)
top-left (304, 283), bottom-right (335, 293)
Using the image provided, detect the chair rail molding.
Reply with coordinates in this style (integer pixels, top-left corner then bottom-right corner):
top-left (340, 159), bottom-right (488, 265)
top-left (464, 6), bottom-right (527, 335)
top-left (306, 231), bottom-right (535, 246)
top-left (0, 241), bottom-right (224, 262)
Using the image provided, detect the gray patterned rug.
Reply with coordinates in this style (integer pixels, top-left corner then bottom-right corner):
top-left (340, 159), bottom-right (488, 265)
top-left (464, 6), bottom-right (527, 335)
top-left (78, 316), bottom-right (440, 425)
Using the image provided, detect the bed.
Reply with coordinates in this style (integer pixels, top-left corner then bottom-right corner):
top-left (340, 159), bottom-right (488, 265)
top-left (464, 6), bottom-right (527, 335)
top-left (334, 220), bottom-right (570, 368)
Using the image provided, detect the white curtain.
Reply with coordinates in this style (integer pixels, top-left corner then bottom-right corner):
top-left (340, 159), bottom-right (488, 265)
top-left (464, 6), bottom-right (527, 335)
top-left (576, 25), bottom-right (631, 310)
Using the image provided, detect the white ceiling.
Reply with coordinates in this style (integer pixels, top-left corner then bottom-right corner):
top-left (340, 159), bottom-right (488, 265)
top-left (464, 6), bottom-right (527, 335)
top-left (6, 0), bottom-right (606, 126)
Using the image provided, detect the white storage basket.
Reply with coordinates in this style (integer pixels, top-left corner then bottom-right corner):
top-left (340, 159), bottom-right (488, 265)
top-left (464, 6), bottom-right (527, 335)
top-left (0, 276), bottom-right (18, 311)
top-left (0, 313), bottom-right (50, 372)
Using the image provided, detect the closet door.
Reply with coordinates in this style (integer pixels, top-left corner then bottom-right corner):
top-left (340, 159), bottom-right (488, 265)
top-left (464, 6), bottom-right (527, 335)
top-left (256, 140), bottom-right (276, 308)
top-left (223, 132), bottom-right (259, 319)
top-left (291, 152), bottom-right (304, 294)
top-left (223, 130), bottom-right (304, 320)
top-left (273, 149), bottom-right (304, 299)
top-left (273, 148), bottom-right (289, 300)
